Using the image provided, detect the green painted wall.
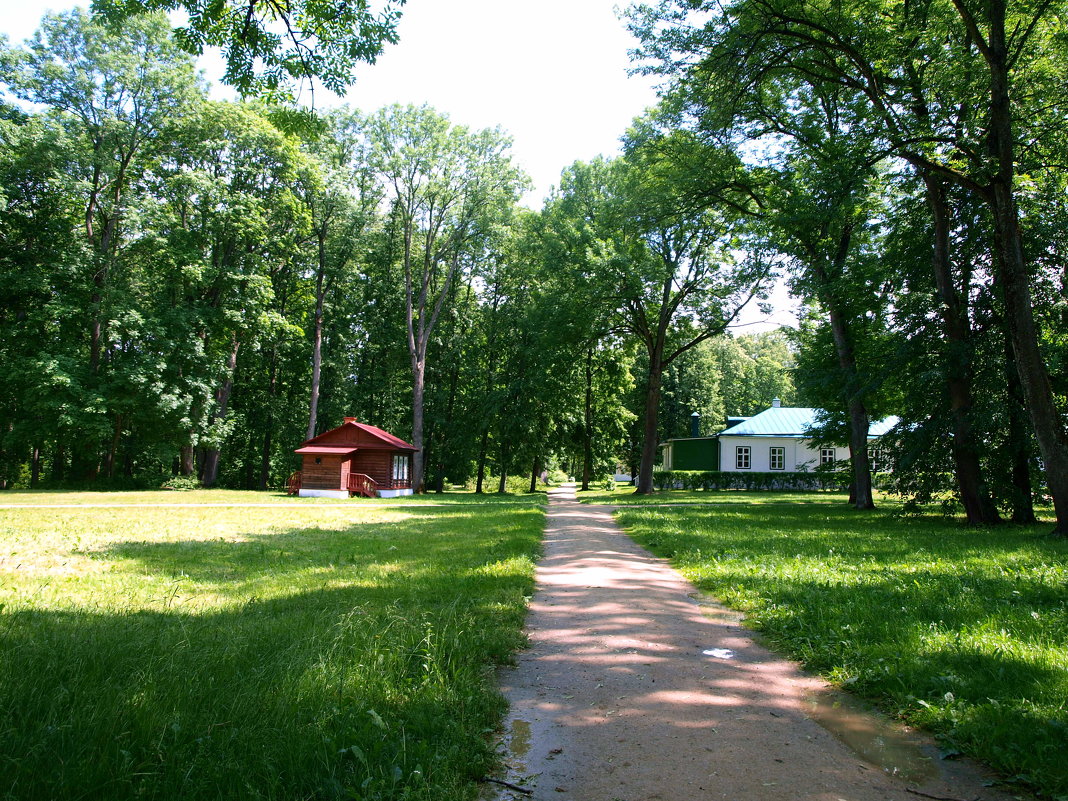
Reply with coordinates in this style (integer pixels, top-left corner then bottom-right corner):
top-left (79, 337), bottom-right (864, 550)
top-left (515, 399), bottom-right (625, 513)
top-left (666, 438), bottom-right (720, 471)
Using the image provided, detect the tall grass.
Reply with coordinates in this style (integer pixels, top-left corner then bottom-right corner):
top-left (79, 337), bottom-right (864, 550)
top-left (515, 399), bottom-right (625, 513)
top-left (0, 494), bottom-right (544, 800)
top-left (613, 497), bottom-right (1067, 799)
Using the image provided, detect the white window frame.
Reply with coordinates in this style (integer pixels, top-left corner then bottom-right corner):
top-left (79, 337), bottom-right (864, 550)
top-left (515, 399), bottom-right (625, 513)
top-left (820, 447), bottom-right (836, 466)
top-left (736, 446), bottom-right (751, 470)
top-left (769, 447), bottom-right (785, 471)
top-left (868, 447), bottom-right (883, 471)
top-left (392, 454), bottom-right (409, 483)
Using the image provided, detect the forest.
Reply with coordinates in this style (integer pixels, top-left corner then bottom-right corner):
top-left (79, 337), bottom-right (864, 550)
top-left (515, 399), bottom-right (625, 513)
top-left (1, 0), bottom-right (1066, 533)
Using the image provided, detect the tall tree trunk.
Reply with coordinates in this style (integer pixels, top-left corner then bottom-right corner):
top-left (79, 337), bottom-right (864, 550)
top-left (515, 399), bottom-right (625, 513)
top-left (411, 355), bottom-right (426, 492)
top-left (52, 442), bottom-right (65, 483)
top-left (973, 0), bottom-right (1068, 534)
top-left (306, 236), bottom-right (327, 441)
top-left (582, 348), bottom-right (594, 491)
top-left (635, 352), bottom-right (664, 495)
top-left (497, 443), bottom-right (510, 494)
top-left (260, 347), bottom-right (279, 491)
top-left (30, 445), bottom-right (41, 487)
top-left (924, 173), bottom-right (1000, 524)
top-left (529, 454), bottom-right (539, 494)
top-left (818, 227), bottom-right (874, 510)
top-left (259, 428), bottom-right (273, 491)
top-left (475, 429), bottom-right (489, 494)
top-left (1003, 334), bottom-right (1037, 524)
top-left (201, 335), bottom-right (240, 488)
top-left (180, 442), bottom-right (195, 477)
top-left (103, 415), bottom-right (122, 480)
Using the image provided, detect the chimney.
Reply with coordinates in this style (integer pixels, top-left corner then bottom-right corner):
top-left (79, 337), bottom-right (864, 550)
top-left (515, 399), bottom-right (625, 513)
top-left (690, 411), bottom-right (701, 438)
top-left (343, 417), bottom-right (356, 424)
top-left (771, 398), bottom-right (781, 408)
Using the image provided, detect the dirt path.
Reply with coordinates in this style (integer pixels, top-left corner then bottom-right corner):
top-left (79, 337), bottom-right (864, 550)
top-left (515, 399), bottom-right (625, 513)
top-left (490, 485), bottom-right (1017, 801)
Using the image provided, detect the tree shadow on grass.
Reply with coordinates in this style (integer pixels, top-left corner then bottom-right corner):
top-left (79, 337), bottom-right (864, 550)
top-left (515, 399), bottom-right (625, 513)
top-left (0, 506), bottom-right (543, 801)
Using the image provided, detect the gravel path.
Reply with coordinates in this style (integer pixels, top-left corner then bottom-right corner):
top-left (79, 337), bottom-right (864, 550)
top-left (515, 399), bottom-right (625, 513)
top-left (490, 485), bottom-right (1017, 801)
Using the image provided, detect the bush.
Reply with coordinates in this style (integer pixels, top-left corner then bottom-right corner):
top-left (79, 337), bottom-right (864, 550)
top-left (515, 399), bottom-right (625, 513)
top-left (161, 475), bottom-right (202, 491)
top-left (651, 469), bottom-right (850, 492)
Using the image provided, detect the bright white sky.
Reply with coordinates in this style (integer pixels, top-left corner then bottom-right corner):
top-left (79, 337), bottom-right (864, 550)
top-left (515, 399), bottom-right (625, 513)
top-left (2, 0), bottom-right (798, 330)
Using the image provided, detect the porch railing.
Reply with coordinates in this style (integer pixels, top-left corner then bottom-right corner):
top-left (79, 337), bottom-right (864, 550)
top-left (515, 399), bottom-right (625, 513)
top-left (347, 473), bottom-right (378, 498)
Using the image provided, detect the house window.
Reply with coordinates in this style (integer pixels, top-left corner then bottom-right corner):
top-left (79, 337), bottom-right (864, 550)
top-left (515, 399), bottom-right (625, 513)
top-left (392, 454), bottom-right (409, 483)
top-left (868, 448), bottom-right (884, 472)
top-left (820, 448), bottom-right (837, 465)
top-left (736, 446), bottom-right (751, 470)
top-left (769, 447), bottom-right (785, 471)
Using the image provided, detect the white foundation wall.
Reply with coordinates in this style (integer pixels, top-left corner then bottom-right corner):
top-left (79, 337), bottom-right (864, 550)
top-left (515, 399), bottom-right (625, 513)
top-left (298, 489), bottom-right (348, 499)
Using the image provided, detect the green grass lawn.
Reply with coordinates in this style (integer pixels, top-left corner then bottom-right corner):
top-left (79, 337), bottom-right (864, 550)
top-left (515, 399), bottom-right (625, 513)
top-left (0, 491), bottom-right (545, 800)
top-left (603, 491), bottom-right (1067, 799)
top-left (0, 488), bottom-right (544, 505)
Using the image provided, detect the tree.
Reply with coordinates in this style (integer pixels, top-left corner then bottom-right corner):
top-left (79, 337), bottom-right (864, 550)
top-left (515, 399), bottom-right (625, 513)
top-left (2, 9), bottom-right (202, 479)
top-left (628, 0), bottom-right (1068, 529)
top-left (365, 105), bottom-right (526, 492)
top-left (549, 139), bottom-right (767, 495)
top-left (91, 0), bottom-right (404, 99)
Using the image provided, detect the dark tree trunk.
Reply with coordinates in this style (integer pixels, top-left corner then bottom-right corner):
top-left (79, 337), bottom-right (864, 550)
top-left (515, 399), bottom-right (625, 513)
top-left (411, 356), bottom-right (426, 492)
top-left (635, 353), bottom-right (664, 495)
top-left (497, 443), bottom-right (510, 494)
top-left (201, 336), bottom-right (240, 488)
top-left (582, 348), bottom-right (594, 491)
top-left (976, 0), bottom-right (1068, 534)
top-left (1004, 335), bottom-right (1037, 524)
top-left (259, 428), bottom-right (273, 492)
top-left (924, 173), bottom-right (1001, 524)
top-left (306, 237), bottom-right (327, 442)
top-left (529, 455), bottom-right (539, 494)
top-left (52, 442), bottom-right (66, 483)
top-left (817, 226), bottom-right (874, 510)
top-left (180, 443), bottom-right (195, 477)
top-left (30, 445), bottom-right (41, 487)
top-left (475, 429), bottom-right (489, 494)
top-left (103, 415), bottom-right (122, 480)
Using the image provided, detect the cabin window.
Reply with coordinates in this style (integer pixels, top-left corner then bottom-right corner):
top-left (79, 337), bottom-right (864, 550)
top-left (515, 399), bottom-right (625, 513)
top-left (392, 454), bottom-right (409, 482)
top-left (314, 457), bottom-right (322, 465)
top-left (735, 446), bottom-right (751, 470)
top-left (820, 448), bottom-right (836, 465)
top-left (769, 447), bottom-right (785, 471)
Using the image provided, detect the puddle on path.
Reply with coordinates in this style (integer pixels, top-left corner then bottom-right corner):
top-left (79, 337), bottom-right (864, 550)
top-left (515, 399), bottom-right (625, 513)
top-left (507, 718), bottom-right (532, 762)
top-left (803, 689), bottom-right (937, 783)
top-left (687, 591), bottom-right (746, 626)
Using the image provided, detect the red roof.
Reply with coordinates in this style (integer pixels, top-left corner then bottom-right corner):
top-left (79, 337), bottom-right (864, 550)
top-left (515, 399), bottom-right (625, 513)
top-left (296, 418), bottom-right (416, 453)
top-left (347, 421), bottom-right (416, 450)
top-left (294, 445), bottom-right (359, 455)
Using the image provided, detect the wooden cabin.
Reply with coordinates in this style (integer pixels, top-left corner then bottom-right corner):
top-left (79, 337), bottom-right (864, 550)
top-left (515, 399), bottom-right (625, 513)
top-left (289, 418), bottom-right (416, 498)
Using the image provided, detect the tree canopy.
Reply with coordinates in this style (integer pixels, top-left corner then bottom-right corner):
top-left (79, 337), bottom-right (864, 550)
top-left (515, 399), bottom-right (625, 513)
top-left (1, 2), bottom-right (1066, 536)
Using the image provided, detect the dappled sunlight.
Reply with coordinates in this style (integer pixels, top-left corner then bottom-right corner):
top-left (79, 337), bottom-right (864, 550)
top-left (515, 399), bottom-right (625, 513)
top-left (489, 487), bottom-right (1007, 801)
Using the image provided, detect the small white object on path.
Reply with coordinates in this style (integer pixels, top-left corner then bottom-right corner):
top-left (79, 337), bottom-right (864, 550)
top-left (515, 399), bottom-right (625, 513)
top-left (490, 485), bottom-right (1016, 801)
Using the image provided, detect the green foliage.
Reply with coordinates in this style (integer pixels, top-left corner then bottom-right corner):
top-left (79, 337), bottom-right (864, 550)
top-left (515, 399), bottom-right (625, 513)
top-left (0, 493), bottom-right (544, 799)
top-left (651, 469), bottom-right (847, 492)
top-left (617, 497), bottom-right (1067, 798)
top-left (160, 474), bottom-right (202, 490)
top-left (91, 0), bottom-right (404, 99)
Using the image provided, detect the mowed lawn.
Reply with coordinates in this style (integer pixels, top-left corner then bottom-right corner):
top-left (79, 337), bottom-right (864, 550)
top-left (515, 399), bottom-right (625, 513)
top-left (592, 491), bottom-right (1068, 799)
top-left (0, 492), bottom-right (545, 800)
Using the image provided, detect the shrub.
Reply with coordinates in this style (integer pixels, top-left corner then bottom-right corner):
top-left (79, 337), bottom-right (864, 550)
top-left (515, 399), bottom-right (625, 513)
top-left (651, 469), bottom-right (849, 492)
top-left (161, 475), bottom-right (202, 491)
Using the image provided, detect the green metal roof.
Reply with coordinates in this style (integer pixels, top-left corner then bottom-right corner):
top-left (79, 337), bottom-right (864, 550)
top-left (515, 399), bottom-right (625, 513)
top-left (717, 407), bottom-right (898, 438)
